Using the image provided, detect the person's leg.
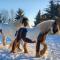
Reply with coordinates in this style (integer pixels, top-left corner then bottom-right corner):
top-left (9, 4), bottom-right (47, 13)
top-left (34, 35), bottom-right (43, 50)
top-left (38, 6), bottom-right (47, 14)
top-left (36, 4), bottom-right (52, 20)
top-left (11, 40), bottom-right (17, 53)
top-left (17, 41), bottom-right (22, 51)
top-left (23, 42), bottom-right (28, 53)
top-left (23, 38), bottom-right (36, 43)
top-left (23, 38), bottom-right (36, 53)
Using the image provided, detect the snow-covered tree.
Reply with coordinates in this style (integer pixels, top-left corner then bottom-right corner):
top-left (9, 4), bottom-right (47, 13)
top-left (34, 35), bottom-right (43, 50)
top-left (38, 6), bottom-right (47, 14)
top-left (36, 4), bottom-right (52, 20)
top-left (34, 10), bottom-right (41, 26)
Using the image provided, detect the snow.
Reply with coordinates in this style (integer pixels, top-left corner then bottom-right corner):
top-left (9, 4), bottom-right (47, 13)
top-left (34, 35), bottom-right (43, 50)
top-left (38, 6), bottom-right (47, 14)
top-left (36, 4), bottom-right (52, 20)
top-left (0, 35), bottom-right (60, 60)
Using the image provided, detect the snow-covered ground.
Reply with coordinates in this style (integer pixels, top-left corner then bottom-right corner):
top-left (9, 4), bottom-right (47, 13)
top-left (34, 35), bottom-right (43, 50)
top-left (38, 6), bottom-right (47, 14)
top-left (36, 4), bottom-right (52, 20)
top-left (0, 35), bottom-right (60, 60)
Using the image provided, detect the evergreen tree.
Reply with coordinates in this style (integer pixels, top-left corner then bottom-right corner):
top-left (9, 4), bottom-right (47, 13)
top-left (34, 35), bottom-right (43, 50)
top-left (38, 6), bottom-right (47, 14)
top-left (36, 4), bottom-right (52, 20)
top-left (0, 13), bottom-right (2, 23)
top-left (45, 0), bottom-right (60, 19)
top-left (34, 10), bottom-right (41, 26)
top-left (44, 0), bottom-right (60, 28)
top-left (15, 8), bottom-right (24, 20)
top-left (0, 10), bottom-right (9, 23)
top-left (45, 0), bottom-right (56, 19)
top-left (15, 8), bottom-right (28, 27)
top-left (56, 3), bottom-right (60, 17)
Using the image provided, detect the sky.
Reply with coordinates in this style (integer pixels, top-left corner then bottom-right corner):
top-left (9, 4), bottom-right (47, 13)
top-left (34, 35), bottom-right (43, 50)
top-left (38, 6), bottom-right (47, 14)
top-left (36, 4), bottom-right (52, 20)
top-left (0, 0), bottom-right (50, 26)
